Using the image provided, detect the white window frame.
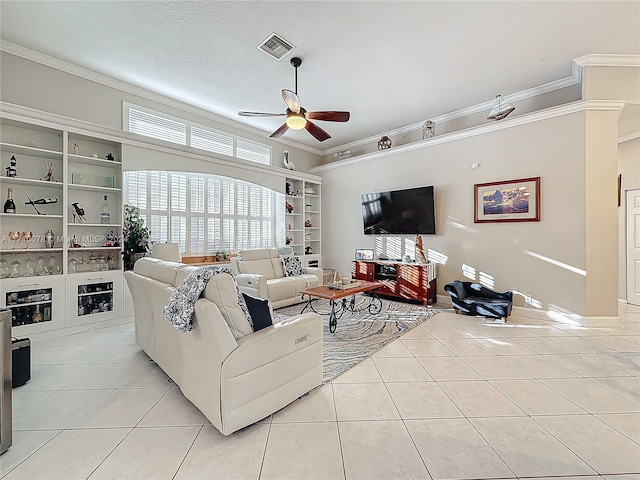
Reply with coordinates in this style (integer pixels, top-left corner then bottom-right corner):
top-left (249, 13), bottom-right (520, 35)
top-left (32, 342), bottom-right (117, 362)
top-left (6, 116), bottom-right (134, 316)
top-left (123, 102), bottom-right (272, 165)
top-left (124, 170), bottom-right (277, 256)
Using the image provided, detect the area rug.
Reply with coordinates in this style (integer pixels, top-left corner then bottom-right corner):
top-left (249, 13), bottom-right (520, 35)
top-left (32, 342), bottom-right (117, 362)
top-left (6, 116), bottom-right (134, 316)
top-left (274, 297), bottom-right (437, 383)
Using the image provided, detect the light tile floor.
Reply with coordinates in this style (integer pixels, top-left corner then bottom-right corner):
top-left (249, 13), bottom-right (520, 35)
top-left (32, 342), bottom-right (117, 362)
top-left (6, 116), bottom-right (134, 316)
top-left (2, 303), bottom-right (639, 479)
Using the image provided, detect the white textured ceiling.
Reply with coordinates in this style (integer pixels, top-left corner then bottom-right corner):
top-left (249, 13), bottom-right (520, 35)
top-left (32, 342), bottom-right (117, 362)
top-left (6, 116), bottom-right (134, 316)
top-left (1, 1), bottom-right (639, 151)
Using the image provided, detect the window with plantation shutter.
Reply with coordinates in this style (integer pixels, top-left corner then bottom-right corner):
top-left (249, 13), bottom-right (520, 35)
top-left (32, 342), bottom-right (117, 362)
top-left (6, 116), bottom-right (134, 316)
top-left (222, 218), bottom-right (234, 252)
top-left (126, 171), bottom-right (147, 207)
top-left (190, 217), bottom-right (205, 255)
top-left (149, 215), bottom-right (168, 244)
top-left (124, 171), bottom-right (276, 256)
top-left (207, 218), bottom-right (221, 252)
top-left (171, 216), bottom-right (187, 252)
top-left (249, 219), bottom-right (261, 248)
top-left (171, 174), bottom-right (187, 212)
top-left (250, 186), bottom-right (262, 217)
top-left (237, 219), bottom-right (249, 250)
top-left (191, 126), bottom-right (233, 157)
top-left (236, 139), bottom-right (271, 165)
top-left (128, 107), bottom-right (187, 145)
top-left (236, 184), bottom-right (248, 216)
top-left (190, 177), bottom-right (205, 213)
top-left (150, 172), bottom-right (168, 210)
top-left (207, 178), bottom-right (221, 214)
top-left (124, 103), bottom-right (272, 165)
top-left (262, 220), bottom-right (272, 248)
top-left (222, 181), bottom-right (235, 216)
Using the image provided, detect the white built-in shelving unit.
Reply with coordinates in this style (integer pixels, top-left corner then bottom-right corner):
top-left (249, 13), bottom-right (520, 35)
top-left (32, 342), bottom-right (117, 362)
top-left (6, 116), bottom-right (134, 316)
top-left (285, 175), bottom-right (321, 268)
top-left (0, 118), bottom-right (124, 335)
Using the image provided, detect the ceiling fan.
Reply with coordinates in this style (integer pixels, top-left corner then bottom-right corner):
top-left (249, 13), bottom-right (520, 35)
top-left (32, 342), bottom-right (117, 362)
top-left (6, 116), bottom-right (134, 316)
top-left (238, 57), bottom-right (350, 142)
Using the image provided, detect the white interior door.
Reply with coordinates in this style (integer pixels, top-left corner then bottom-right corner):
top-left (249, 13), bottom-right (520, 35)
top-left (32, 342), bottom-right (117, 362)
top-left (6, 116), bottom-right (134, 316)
top-left (627, 189), bottom-right (640, 306)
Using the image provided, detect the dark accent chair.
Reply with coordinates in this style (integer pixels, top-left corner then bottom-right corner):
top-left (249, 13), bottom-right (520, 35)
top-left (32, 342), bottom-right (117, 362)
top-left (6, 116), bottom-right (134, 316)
top-left (444, 281), bottom-right (513, 320)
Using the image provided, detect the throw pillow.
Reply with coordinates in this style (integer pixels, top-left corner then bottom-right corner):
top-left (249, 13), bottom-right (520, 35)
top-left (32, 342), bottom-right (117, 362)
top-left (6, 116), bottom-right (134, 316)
top-left (281, 256), bottom-right (302, 277)
top-left (241, 293), bottom-right (273, 332)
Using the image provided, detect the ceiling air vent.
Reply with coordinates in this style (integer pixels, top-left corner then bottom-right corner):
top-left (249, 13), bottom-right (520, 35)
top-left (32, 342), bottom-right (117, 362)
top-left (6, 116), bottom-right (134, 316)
top-left (258, 33), bottom-right (295, 60)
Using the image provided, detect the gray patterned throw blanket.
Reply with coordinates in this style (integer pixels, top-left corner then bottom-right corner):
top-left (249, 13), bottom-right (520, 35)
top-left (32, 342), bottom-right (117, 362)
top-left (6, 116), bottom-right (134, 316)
top-left (162, 265), bottom-right (253, 333)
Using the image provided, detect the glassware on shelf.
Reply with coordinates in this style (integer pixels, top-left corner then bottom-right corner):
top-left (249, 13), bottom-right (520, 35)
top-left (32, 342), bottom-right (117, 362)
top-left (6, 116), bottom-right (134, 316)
top-left (68, 258), bottom-right (77, 274)
top-left (10, 260), bottom-right (22, 278)
top-left (97, 254), bottom-right (107, 271)
top-left (48, 255), bottom-right (57, 275)
top-left (106, 254), bottom-right (116, 270)
top-left (89, 253), bottom-right (98, 272)
top-left (0, 259), bottom-right (8, 278)
top-left (24, 257), bottom-right (34, 276)
top-left (36, 256), bottom-right (45, 276)
top-left (8, 231), bottom-right (20, 249)
top-left (21, 231), bottom-right (33, 249)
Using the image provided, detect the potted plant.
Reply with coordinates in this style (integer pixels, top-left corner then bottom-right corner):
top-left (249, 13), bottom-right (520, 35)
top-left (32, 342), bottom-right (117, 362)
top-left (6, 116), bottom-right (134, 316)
top-left (122, 204), bottom-right (150, 270)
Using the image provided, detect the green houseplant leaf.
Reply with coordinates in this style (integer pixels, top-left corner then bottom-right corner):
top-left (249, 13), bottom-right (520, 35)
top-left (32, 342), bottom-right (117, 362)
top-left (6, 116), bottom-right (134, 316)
top-left (122, 204), bottom-right (150, 270)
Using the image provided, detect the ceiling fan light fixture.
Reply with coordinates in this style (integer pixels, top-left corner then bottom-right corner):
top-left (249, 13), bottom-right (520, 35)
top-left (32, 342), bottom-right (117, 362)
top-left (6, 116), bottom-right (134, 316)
top-left (487, 94), bottom-right (515, 120)
top-left (286, 113), bottom-right (307, 130)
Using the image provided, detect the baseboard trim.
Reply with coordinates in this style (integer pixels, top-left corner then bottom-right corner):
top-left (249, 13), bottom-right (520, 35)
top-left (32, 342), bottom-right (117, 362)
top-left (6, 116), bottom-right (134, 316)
top-left (27, 318), bottom-right (134, 343)
top-left (512, 305), bottom-right (620, 326)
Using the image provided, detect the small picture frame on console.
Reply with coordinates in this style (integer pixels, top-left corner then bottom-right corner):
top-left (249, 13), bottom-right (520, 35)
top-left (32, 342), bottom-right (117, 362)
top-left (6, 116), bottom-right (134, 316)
top-left (355, 248), bottom-right (374, 260)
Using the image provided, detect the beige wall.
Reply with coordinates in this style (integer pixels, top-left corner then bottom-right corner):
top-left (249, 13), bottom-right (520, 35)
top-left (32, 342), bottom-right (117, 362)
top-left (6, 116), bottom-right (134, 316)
top-left (618, 137), bottom-right (640, 298)
top-left (321, 109), bottom-right (621, 319)
top-left (585, 110), bottom-right (620, 315)
top-left (0, 52), bottom-right (322, 174)
top-left (583, 65), bottom-right (640, 104)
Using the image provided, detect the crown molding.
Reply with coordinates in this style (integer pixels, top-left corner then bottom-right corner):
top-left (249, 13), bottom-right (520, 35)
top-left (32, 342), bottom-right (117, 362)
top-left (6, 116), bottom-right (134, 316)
top-left (311, 100), bottom-right (625, 173)
top-left (574, 54), bottom-right (640, 67)
top-left (322, 59), bottom-right (583, 157)
top-left (619, 131), bottom-right (640, 144)
top-left (0, 41), bottom-right (324, 157)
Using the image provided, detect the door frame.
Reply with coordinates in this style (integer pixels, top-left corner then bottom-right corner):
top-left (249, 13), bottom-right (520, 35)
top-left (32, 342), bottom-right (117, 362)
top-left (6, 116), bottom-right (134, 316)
top-left (625, 188), bottom-right (640, 306)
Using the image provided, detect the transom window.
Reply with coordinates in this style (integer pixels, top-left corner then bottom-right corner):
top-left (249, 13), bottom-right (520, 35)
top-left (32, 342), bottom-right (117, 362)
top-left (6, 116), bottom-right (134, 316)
top-left (124, 171), bottom-right (275, 255)
top-left (123, 103), bottom-right (272, 165)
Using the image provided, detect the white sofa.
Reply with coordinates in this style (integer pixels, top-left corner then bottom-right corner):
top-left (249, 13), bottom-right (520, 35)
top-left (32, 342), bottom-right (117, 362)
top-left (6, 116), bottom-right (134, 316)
top-left (230, 248), bottom-right (323, 309)
top-left (125, 257), bottom-right (323, 436)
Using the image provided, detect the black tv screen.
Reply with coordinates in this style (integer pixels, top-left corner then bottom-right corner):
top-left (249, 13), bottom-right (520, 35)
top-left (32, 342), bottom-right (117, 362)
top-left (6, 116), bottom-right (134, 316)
top-left (361, 186), bottom-right (436, 235)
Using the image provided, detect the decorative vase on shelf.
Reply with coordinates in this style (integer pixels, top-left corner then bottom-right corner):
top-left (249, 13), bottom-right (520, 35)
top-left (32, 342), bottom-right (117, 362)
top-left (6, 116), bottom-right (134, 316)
top-left (44, 230), bottom-right (55, 248)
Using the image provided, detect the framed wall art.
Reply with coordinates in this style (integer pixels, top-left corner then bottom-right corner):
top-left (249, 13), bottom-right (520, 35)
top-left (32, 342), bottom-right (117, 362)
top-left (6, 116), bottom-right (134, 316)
top-left (474, 177), bottom-right (540, 223)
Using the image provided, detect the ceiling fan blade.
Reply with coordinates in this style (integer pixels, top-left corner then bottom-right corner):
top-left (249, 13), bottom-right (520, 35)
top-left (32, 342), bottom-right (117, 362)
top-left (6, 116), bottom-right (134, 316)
top-left (238, 111), bottom-right (286, 117)
top-left (281, 89), bottom-right (301, 114)
top-left (270, 123), bottom-right (289, 138)
top-left (305, 121), bottom-right (331, 142)
top-left (305, 111), bottom-right (350, 122)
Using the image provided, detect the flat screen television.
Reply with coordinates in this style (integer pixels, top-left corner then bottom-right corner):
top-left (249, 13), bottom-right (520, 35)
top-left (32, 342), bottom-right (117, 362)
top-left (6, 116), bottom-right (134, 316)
top-left (361, 186), bottom-right (436, 235)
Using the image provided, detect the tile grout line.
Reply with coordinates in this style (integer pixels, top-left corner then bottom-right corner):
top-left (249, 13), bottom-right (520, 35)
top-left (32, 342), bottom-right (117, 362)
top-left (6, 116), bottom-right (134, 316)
top-left (371, 349), bottom-right (435, 479)
top-left (82, 378), bottom-right (175, 479)
top-left (329, 381), bottom-right (348, 480)
top-left (171, 423), bottom-right (205, 480)
top-left (257, 420), bottom-right (273, 480)
top-left (4, 332), bottom-right (137, 478)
